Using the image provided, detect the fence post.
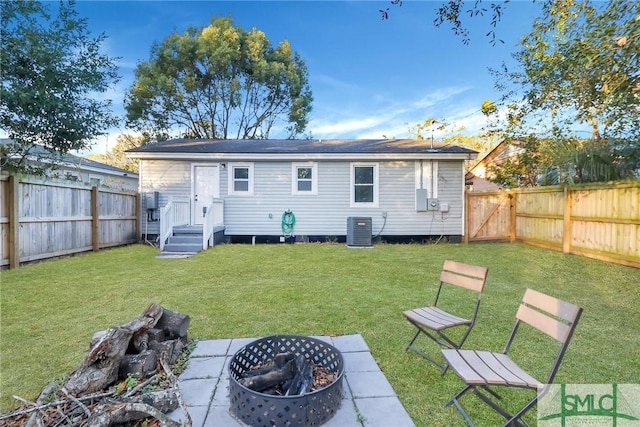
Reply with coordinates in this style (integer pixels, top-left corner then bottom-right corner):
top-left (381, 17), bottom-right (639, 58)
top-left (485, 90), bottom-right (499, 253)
top-left (135, 192), bottom-right (142, 242)
top-left (91, 186), bottom-right (100, 252)
top-left (509, 190), bottom-right (517, 243)
top-left (463, 190), bottom-right (470, 244)
top-left (563, 187), bottom-right (572, 254)
top-left (8, 175), bottom-right (20, 269)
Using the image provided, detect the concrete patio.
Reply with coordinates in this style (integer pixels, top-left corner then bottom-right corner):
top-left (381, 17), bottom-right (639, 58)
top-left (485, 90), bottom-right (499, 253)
top-left (169, 334), bottom-right (415, 427)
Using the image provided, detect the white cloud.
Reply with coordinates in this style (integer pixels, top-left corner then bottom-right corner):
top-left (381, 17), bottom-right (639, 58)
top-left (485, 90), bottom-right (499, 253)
top-left (309, 85), bottom-right (480, 140)
top-left (312, 74), bottom-right (362, 92)
top-left (445, 107), bottom-right (488, 134)
top-left (412, 87), bottom-right (471, 109)
top-left (310, 115), bottom-right (391, 137)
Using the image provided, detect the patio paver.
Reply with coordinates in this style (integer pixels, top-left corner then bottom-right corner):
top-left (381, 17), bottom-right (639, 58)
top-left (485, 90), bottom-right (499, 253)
top-left (169, 334), bottom-right (414, 427)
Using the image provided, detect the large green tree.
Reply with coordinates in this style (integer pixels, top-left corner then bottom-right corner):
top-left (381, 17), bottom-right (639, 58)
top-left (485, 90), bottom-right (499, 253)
top-left (485, 0), bottom-right (640, 186)
top-left (125, 17), bottom-right (313, 141)
top-left (507, 0), bottom-right (639, 141)
top-left (0, 0), bottom-right (120, 174)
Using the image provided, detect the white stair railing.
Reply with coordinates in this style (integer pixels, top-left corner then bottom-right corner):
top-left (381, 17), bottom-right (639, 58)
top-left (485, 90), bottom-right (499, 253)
top-left (172, 197), bottom-right (190, 226)
top-left (158, 202), bottom-right (173, 252)
top-left (202, 198), bottom-right (224, 250)
top-left (158, 196), bottom-right (191, 251)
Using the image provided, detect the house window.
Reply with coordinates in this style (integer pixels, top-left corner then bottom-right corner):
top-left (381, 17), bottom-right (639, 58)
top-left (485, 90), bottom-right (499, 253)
top-left (351, 163), bottom-right (378, 207)
top-left (64, 172), bottom-right (80, 182)
top-left (228, 163), bottom-right (254, 195)
top-left (89, 175), bottom-right (103, 187)
top-left (292, 162), bottom-right (317, 195)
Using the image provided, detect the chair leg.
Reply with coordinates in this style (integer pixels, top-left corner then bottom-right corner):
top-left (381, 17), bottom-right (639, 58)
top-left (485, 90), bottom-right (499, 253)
top-left (445, 385), bottom-right (475, 427)
top-left (472, 387), bottom-right (530, 427)
top-left (406, 344), bottom-right (448, 371)
top-left (445, 385), bottom-right (471, 408)
top-left (502, 396), bottom-right (538, 427)
top-left (481, 384), bottom-right (503, 400)
top-left (405, 327), bottom-right (451, 371)
top-left (405, 329), bottom-right (421, 350)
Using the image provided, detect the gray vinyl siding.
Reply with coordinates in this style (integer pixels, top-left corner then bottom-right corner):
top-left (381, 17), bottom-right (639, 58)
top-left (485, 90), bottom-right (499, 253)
top-left (139, 160), bottom-right (192, 236)
top-left (223, 160), bottom-right (465, 237)
top-left (429, 161), bottom-right (465, 235)
top-left (139, 158), bottom-right (466, 238)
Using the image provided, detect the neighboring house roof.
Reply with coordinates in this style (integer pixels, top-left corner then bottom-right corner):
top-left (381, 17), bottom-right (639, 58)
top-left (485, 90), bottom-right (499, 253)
top-left (1, 138), bottom-right (138, 178)
top-left (126, 139), bottom-right (478, 160)
top-left (465, 140), bottom-right (525, 191)
top-left (467, 140), bottom-right (524, 180)
top-left (466, 172), bottom-right (501, 191)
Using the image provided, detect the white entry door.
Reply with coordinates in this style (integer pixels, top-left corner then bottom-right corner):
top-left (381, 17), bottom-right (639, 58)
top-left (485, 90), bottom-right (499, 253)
top-left (192, 164), bottom-right (220, 225)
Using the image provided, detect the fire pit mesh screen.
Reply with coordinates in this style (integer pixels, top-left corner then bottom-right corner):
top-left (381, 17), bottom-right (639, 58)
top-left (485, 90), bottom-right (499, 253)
top-left (228, 335), bottom-right (344, 427)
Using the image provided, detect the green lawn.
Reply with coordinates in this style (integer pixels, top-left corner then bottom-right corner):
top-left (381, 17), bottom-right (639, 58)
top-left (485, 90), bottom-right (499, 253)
top-left (1, 242), bottom-right (638, 426)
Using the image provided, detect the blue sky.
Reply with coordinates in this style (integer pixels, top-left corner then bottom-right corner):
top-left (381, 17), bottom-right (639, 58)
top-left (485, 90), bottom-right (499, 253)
top-left (66, 1), bottom-right (542, 154)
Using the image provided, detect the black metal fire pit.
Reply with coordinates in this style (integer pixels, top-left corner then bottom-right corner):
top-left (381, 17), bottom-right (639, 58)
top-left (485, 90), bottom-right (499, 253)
top-left (228, 335), bottom-right (344, 427)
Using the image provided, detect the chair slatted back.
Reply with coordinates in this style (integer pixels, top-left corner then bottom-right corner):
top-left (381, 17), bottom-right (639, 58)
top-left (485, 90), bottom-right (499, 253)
top-left (516, 288), bottom-right (582, 343)
top-left (440, 260), bottom-right (488, 293)
top-left (508, 288), bottom-right (583, 385)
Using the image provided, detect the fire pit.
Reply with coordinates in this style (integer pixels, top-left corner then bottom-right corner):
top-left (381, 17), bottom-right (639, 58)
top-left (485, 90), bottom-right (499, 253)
top-left (228, 335), bottom-right (344, 427)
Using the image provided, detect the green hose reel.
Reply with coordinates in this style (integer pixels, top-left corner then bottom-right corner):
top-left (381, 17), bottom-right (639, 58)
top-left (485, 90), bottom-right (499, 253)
top-left (281, 209), bottom-right (296, 238)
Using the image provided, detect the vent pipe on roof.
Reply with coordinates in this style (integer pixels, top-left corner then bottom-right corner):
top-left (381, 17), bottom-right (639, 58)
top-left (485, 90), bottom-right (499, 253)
top-left (426, 133), bottom-right (438, 153)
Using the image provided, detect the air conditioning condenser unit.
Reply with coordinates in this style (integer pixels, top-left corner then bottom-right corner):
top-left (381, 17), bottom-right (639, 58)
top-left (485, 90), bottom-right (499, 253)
top-left (347, 217), bottom-right (372, 247)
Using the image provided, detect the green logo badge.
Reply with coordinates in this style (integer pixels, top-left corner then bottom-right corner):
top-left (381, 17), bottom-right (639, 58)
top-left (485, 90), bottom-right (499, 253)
top-left (539, 384), bottom-right (640, 426)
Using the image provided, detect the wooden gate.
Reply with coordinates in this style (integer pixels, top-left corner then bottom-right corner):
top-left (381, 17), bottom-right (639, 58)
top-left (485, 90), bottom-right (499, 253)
top-left (465, 182), bottom-right (640, 268)
top-left (465, 190), bottom-right (514, 243)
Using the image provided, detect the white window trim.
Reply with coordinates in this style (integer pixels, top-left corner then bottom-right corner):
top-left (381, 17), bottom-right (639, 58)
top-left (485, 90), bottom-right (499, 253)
top-left (88, 174), bottom-right (103, 187)
top-left (350, 162), bottom-right (379, 208)
top-left (228, 162), bottom-right (254, 196)
top-left (291, 162), bottom-right (318, 195)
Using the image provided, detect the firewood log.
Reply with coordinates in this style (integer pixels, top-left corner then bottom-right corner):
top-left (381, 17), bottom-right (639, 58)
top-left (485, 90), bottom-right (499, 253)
top-left (64, 303), bottom-right (164, 395)
top-left (156, 307), bottom-right (190, 340)
top-left (239, 359), bottom-right (295, 392)
top-left (284, 355), bottom-right (314, 396)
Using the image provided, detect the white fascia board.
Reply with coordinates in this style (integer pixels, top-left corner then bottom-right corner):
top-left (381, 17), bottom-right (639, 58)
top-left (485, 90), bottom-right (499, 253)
top-left (127, 152), bottom-right (477, 161)
top-left (74, 164), bottom-right (138, 177)
top-left (19, 154), bottom-right (138, 177)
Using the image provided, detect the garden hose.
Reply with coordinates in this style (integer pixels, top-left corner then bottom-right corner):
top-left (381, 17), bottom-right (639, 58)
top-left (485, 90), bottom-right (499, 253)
top-left (281, 209), bottom-right (296, 238)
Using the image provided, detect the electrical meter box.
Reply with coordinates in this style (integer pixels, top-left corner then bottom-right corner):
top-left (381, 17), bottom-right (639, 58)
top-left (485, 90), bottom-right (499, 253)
top-left (145, 191), bottom-right (159, 210)
top-left (416, 189), bottom-right (428, 211)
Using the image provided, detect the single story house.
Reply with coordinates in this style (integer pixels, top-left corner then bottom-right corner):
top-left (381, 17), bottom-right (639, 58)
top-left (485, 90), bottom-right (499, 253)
top-left (127, 138), bottom-right (478, 246)
top-left (1, 138), bottom-right (138, 191)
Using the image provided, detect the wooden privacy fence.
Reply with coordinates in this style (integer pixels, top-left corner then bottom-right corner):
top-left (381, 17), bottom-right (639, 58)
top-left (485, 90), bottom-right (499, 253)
top-left (1, 175), bottom-right (140, 269)
top-left (465, 180), bottom-right (640, 268)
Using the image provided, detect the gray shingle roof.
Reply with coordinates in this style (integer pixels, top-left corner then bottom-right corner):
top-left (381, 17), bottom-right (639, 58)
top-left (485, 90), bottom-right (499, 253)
top-left (127, 138), bottom-right (476, 155)
top-left (1, 139), bottom-right (137, 176)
